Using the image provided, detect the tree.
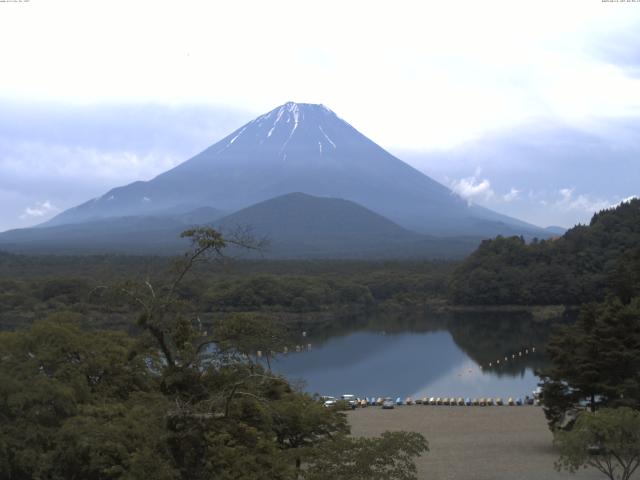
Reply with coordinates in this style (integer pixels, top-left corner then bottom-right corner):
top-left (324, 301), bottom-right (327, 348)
top-left (0, 315), bottom-right (169, 480)
top-left (554, 407), bottom-right (640, 480)
top-left (540, 296), bottom-right (640, 430)
top-left (303, 431), bottom-right (428, 480)
top-left (214, 312), bottom-right (290, 370)
top-left (1, 227), bottom-right (430, 479)
top-left (270, 393), bottom-right (350, 473)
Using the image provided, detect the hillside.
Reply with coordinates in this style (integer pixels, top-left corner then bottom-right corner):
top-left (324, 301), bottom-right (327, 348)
top-left (448, 198), bottom-right (640, 305)
top-left (0, 208), bottom-right (224, 254)
top-left (215, 192), bottom-right (481, 259)
top-left (0, 193), bottom-right (481, 258)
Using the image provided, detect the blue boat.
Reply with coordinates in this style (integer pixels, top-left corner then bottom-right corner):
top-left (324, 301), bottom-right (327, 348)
top-left (395, 397), bottom-right (402, 405)
top-left (516, 397), bottom-right (523, 406)
top-left (369, 397), bottom-right (376, 406)
top-left (465, 397), bottom-right (472, 406)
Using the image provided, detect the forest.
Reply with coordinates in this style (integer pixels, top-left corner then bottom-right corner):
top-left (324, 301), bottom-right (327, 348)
top-left (0, 251), bottom-right (454, 333)
top-left (448, 199), bottom-right (640, 306)
top-left (0, 229), bottom-right (431, 479)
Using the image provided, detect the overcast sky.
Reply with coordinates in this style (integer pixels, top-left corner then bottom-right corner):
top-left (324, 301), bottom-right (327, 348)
top-left (1, 0), bottom-right (639, 231)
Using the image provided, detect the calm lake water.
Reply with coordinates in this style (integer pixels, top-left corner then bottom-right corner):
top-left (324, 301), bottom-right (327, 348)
top-left (267, 312), bottom-right (551, 400)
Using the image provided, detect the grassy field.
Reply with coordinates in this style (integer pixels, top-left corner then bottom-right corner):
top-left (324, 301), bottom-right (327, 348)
top-left (348, 406), bottom-right (626, 480)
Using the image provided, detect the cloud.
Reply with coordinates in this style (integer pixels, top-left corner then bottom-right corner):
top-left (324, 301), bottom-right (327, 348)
top-left (555, 187), bottom-right (610, 213)
top-left (20, 200), bottom-right (59, 219)
top-left (0, 102), bottom-right (253, 231)
top-left (2, 1), bottom-right (640, 150)
top-left (450, 175), bottom-right (494, 203)
top-left (609, 195), bottom-right (639, 208)
top-left (503, 187), bottom-right (520, 202)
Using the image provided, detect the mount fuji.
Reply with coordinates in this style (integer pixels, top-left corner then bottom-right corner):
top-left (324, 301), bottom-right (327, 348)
top-left (1, 102), bottom-right (549, 257)
top-left (44, 102), bottom-right (545, 236)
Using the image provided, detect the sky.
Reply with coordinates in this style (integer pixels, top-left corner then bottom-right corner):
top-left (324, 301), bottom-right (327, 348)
top-left (1, 0), bottom-right (640, 231)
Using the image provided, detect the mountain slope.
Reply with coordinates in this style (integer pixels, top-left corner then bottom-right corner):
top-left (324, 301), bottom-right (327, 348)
top-left (0, 208), bottom-right (225, 254)
top-left (214, 193), bottom-right (480, 259)
top-left (0, 193), bottom-right (481, 258)
top-left (45, 102), bottom-right (547, 238)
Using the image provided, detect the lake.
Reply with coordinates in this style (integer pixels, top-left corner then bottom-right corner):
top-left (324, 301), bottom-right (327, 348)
top-left (266, 310), bottom-right (552, 400)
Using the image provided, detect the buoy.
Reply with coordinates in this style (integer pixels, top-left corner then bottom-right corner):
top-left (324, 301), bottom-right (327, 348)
top-left (532, 347), bottom-right (536, 352)
top-left (519, 352), bottom-right (522, 356)
top-left (504, 356), bottom-right (508, 361)
top-left (489, 362), bottom-right (492, 367)
top-left (257, 350), bottom-right (262, 357)
top-left (497, 360), bottom-right (500, 365)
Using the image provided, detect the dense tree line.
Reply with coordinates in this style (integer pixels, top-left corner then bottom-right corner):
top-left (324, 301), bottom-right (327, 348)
top-left (449, 199), bottom-right (640, 305)
top-left (0, 255), bottom-right (454, 332)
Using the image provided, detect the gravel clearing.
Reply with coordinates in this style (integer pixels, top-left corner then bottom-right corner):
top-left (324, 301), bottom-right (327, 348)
top-left (347, 406), bottom-right (632, 480)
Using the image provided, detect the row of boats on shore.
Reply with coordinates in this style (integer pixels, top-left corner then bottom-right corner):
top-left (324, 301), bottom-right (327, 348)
top-left (323, 393), bottom-right (541, 408)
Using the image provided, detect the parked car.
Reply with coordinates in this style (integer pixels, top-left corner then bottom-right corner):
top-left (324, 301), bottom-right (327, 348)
top-left (341, 394), bottom-right (357, 409)
top-left (321, 396), bottom-right (337, 408)
top-left (382, 397), bottom-right (395, 409)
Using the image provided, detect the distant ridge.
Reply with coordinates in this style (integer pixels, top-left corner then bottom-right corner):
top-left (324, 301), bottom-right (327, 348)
top-left (0, 208), bottom-right (224, 255)
top-left (0, 193), bottom-right (481, 258)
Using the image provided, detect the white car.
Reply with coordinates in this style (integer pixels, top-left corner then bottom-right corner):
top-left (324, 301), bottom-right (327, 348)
top-left (341, 394), bottom-right (358, 409)
top-left (382, 397), bottom-right (395, 409)
top-left (321, 396), bottom-right (337, 408)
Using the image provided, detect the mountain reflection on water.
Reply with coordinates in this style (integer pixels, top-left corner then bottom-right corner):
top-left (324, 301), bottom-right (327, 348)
top-left (269, 309), bottom-right (559, 399)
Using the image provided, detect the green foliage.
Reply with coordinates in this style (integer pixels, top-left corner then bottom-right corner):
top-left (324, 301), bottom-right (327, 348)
top-left (554, 407), bottom-right (640, 480)
top-left (0, 255), bottom-right (454, 332)
top-left (214, 312), bottom-right (291, 370)
top-left (449, 199), bottom-right (640, 305)
top-left (304, 431), bottom-right (428, 480)
top-left (0, 316), bottom-right (167, 480)
top-left (540, 297), bottom-right (640, 430)
top-left (0, 229), bottom-right (430, 479)
top-left (202, 274), bottom-right (374, 312)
